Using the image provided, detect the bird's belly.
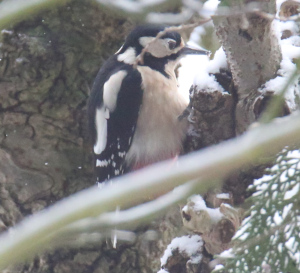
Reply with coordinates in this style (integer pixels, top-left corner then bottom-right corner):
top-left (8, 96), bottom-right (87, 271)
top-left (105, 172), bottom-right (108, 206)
top-left (125, 66), bottom-right (188, 167)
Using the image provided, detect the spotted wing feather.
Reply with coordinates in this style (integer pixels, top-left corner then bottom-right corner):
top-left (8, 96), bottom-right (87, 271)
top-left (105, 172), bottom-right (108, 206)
top-left (88, 58), bottom-right (143, 183)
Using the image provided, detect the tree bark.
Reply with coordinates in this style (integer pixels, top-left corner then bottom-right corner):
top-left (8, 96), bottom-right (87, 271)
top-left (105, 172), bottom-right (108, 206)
top-left (213, 0), bottom-right (281, 134)
top-left (172, 1), bottom-right (287, 270)
top-left (185, 0), bottom-right (283, 205)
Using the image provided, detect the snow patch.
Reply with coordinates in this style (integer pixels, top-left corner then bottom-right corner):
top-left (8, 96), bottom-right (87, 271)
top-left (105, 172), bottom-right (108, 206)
top-left (259, 20), bottom-right (300, 109)
top-left (284, 184), bottom-right (299, 200)
top-left (1, 29), bottom-right (13, 35)
top-left (216, 193), bottom-right (230, 199)
top-left (218, 248), bottom-right (235, 259)
top-left (207, 47), bottom-right (228, 73)
top-left (160, 235), bottom-right (203, 266)
top-left (189, 195), bottom-right (224, 223)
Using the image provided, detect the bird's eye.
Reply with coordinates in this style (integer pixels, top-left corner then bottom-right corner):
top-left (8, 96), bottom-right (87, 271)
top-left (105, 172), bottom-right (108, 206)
top-left (168, 41), bottom-right (177, 50)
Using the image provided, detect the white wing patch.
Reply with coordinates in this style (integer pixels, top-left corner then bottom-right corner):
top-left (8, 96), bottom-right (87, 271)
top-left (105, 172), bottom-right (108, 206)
top-left (117, 47), bottom-right (136, 64)
top-left (94, 70), bottom-right (127, 155)
top-left (103, 70), bottom-right (128, 112)
top-left (94, 106), bottom-right (109, 154)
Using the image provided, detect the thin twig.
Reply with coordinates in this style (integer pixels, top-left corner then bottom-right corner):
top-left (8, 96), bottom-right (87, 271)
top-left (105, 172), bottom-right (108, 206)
top-left (214, 4), bottom-right (300, 22)
top-left (255, 10), bottom-right (300, 22)
top-left (133, 18), bottom-right (212, 67)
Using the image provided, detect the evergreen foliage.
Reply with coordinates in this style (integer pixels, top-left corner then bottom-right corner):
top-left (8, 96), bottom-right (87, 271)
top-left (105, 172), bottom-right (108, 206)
top-left (217, 148), bottom-right (300, 272)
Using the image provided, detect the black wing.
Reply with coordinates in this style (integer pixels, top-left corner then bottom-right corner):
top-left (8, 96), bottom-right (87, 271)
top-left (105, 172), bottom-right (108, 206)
top-left (88, 58), bottom-right (143, 183)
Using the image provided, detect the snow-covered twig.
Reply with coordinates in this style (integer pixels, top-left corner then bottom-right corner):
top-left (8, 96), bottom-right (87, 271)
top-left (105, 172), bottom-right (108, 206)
top-left (0, 0), bottom-right (70, 29)
top-left (58, 181), bottom-right (196, 236)
top-left (146, 8), bottom-right (195, 24)
top-left (214, 3), bottom-right (300, 22)
top-left (1, 111), bottom-right (300, 269)
top-left (254, 10), bottom-right (300, 22)
top-left (95, 0), bottom-right (181, 15)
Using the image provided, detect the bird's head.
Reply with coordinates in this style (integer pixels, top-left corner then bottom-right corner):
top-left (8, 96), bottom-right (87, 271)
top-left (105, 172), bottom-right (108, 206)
top-left (116, 25), bottom-right (209, 76)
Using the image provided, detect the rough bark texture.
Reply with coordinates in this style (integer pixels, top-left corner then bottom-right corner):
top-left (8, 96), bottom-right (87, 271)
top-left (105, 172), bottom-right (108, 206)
top-left (213, 0), bottom-right (281, 134)
top-left (184, 83), bottom-right (236, 153)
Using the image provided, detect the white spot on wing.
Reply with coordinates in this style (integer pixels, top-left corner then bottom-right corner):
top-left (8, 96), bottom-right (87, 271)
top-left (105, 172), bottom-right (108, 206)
top-left (103, 70), bottom-right (128, 112)
top-left (94, 106), bottom-right (109, 154)
top-left (118, 151), bottom-right (126, 158)
top-left (117, 47), bottom-right (136, 64)
top-left (96, 159), bottom-right (109, 167)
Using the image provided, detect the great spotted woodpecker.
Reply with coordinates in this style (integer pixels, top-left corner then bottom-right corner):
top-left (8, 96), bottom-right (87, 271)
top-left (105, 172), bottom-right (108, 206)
top-left (88, 25), bottom-right (208, 183)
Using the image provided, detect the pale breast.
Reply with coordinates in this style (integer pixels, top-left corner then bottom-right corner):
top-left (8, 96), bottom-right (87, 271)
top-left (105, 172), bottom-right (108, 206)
top-left (125, 66), bottom-right (188, 167)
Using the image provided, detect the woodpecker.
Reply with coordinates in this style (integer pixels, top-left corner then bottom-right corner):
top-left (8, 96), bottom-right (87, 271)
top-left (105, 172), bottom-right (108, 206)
top-left (88, 25), bottom-right (208, 183)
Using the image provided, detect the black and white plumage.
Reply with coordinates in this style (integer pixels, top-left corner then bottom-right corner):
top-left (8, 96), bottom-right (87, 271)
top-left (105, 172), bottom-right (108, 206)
top-left (88, 25), bottom-right (208, 183)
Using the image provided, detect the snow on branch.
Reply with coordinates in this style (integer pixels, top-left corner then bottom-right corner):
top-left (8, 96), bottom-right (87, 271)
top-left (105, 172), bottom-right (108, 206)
top-left (0, 111), bottom-right (300, 269)
top-left (0, 0), bottom-right (71, 29)
top-left (95, 0), bottom-right (176, 14)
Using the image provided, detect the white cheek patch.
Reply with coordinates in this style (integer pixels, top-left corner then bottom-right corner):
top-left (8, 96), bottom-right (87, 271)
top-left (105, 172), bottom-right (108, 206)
top-left (149, 39), bottom-right (169, 58)
top-left (139, 37), bottom-right (180, 58)
top-left (103, 70), bottom-right (127, 112)
top-left (140, 37), bottom-right (169, 58)
top-left (117, 47), bottom-right (136, 64)
top-left (94, 106), bottom-right (110, 154)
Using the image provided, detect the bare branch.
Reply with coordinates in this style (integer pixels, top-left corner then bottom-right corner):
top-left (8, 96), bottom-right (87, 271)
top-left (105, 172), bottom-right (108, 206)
top-left (134, 18), bottom-right (212, 67)
top-left (215, 3), bottom-right (300, 22)
top-left (254, 10), bottom-right (300, 22)
top-left (146, 8), bottom-right (195, 24)
top-left (1, 111), bottom-right (300, 269)
top-left (94, 0), bottom-right (182, 18)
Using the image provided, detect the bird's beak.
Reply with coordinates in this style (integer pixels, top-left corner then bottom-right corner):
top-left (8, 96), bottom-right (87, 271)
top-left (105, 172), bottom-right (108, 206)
top-left (179, 46), bottom-right (210, 56)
